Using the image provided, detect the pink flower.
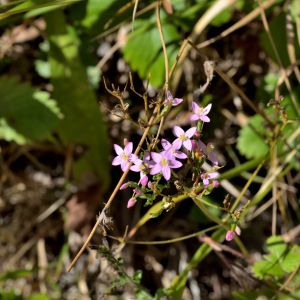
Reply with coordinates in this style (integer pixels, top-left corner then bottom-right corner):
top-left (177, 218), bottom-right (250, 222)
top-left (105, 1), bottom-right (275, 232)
top-left (173, 126), bottom-right (197, 151)
top-left (148, 181), bottom-right (156, 189)
top-left (189, 102), bottom-right (212, 122)
top-left (133, 188), bottom-right (143, 196)
top-left (112, 142), bottom-right (137, 172)
top-left (164, 91), bottom-right (183, 106)
top-left (127, 198), bottom-right (137, 208)
top-left (212, 180), bottom-right (219, 188)
top-left (226, 230), bottom-right (235, 241)
top-left (130, 152), bottom-right (154, 185)
top-left (201, 172), bottom-right (218, 187)
top-left (150, 148), bottom-right (182, 181)
top-left (161, 139), bottom-right (187, 159)
top-left (191, 140), bottom-right (199, 150)
top-left (198, 140), bottom-right (218, 165)
top-left (194, 130), bottom-right (200, 137)
top-left (120, 183), bottom-right (129, 190)
top-left (124, 138), bottom-right (128, 146)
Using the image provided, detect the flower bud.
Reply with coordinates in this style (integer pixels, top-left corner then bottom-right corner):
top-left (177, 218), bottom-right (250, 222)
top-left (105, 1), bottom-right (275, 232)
top-left (194, 131), bottom-right (200, 137)
top-left (235, 226), bottom-right (241, 236)
top-left (226, 230), bottom-right (235, 241)
top-left (191, 140), bottom-right (198, 150)
top-left (133, 188), bottom-right (143, 196)
top-left (124, 138), bottom-right (128, 146)
top-left (120, 183), bottom-right (129, 190)
top-left (212, 180), bottom-right (219, 188)
top-left (127, 198), bottom-right (137, 208)
top-left (141, 175), bottom-right (148, 186)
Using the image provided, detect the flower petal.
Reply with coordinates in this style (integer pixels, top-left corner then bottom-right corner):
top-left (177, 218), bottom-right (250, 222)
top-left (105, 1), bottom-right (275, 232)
top-left (150, 164), bottom-right (162, 175)
top-left (189, 114), bottom-right (200, 121)
top-left (162, 166), bottom-right (171, 181)
top-left (161, 139), bottom-right (171, 150)
top-left (169, 160), bottom-right (183, 168)
top-left (183, 139), bottom-right (192, 151)
top-left (124, 142), bottom-right (133, 154)
top-left (130, 154), bottom-right (138, 162)
top-left (174, 151), bottom-right (187, 159)
top-left (121, 160), bottom-right (129, 172)
top-left (208, 153), bottom-right (218, 165)
top-left (112, 156), bottom-right (122, 166)
top-left (141, 175), bottom-right (148, 186)
top-left (203, 103), bottom-right (212, 115)
top-left (173, 138), bottom-right (182, 149)
top-left (226, 231), bottom-right (235, 241)
top-left (114, 144), bottom-right (123, 156)
top-left (185, 127), bottom-right (197, 138)
top-left (208, 172), bottom-right (219, 179)
top-left (151, 152), bottom-right (162, 163)
top-left (164, 147), bottom-right (173, 160)
top-left (192, 101), bottom-right (200, 114)
top-left (172, 98), bottom-right (183, 106)
top-left (130, 165), bottom-right (141, 172)
top-left (143, 152), bottom-right (151, 162)
top-left (147, 160), bottom-right (156, 168)
top-left (173, 125), bottom-right (184, 138)
top-left (203, 178), bottom-right (209, 187)
top-left (167, 90), bottom-right (173, 101)
top-left (198, 140), bottom-right (207, 151)
top-left (200, 115), bottom-right (210, 122)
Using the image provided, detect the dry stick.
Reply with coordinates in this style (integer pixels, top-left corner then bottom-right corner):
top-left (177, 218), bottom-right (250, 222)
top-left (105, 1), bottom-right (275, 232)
top-left (257, 0), bottom-right (300, 116)
top-left (67, 11), bottom-right (189, 274)
top-left (66, 115), bottom-right (156, 273)
top-left (132, 0), bottom-right (139, 33)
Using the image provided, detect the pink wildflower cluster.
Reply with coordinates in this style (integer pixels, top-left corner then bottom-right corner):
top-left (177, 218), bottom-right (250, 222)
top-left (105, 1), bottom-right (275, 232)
top-left (112, 91), bottom-right (219, 208)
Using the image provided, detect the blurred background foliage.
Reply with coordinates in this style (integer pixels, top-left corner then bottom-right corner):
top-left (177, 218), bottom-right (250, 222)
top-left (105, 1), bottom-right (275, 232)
top-left (1, 0), bottom-right (300, 299)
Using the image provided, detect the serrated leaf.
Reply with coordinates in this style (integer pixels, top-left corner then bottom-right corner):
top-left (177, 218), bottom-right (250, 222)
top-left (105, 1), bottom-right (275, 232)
top-left (237, 114), bottom-right (269, 159)
top-left (282, 245), bottom-right (300, 273)
top-left (232, 289), bottom-right (259, 300)
top-left (0, 76), bottom-right (61, 143)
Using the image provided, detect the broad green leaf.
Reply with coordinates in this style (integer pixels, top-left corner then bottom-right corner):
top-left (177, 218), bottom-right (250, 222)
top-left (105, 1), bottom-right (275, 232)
top-left (282, 245), bottom-right (300, 273)
top-left (210, 6), bottom-right (233, 26)
top-left (266, 236), bottom-right (287, 262)
top-left (123, 17), bottom-right (181, 87)
top-left (0, 118), bottom-right (26, 144)
top-left (253, 260), bottom-right (284, 279)
top-left (0, 76), bottom-right (61, 143)
top-left (232, 289), bottom-right (259, 300)
top-left (44, 10), bottom-right (109, 185)
top-left (237, 114), bottom-right (269, 159)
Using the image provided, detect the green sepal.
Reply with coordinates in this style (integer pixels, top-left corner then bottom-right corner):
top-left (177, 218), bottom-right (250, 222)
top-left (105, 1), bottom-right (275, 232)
top-left (160, 105), bottom-right (170, 116)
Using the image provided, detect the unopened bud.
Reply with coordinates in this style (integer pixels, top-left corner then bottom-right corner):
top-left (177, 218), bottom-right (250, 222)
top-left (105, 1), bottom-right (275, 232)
top-left (141, 175), bottom-right (148, 186)
top-left (120, 183), bottom-right (129, 190)
top-left (124, 138), bottom-right (128, 146)
top-left (194, 131), bottom-right (200, 137)
top-left (191, 140), bottom-right (198, 150)
top-left (127, 198), bottom-right (137, 208)
top-left (133, 188), bottom-right (143, 196)
top-left (212, 181), bottom-right (219, 188)
top-left (235, 226), bottom-right (241, 236)
top-left (226, 230), bottom-right (235, 241)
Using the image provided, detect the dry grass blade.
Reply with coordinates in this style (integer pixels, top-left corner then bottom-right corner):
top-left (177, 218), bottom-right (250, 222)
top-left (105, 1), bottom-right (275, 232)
top-left (257, 0), bottom-right (300, 115)
top-left (196, 0), bottom-right (277, 49)
top-left (132, 0), bottom-right (139, 33)
top-left (286, 0), bottom-right (300, 83)
top-left (296, 0), bottom-right (300, 47)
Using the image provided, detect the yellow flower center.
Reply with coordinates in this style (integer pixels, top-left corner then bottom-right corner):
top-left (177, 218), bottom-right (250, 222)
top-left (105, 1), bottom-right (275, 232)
top-left (197, 108), bottom-right (204, 116)
top-left (180, 134), bottom-right (186, 141)
top-left (121, 154), bottom-right (128, 161)
top-left (161, 158), bottom-right (168, 166)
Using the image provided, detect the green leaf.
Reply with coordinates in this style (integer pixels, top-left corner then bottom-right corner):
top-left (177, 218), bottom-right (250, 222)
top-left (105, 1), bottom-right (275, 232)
top-left (266, 236), bottom-right (287, 262)
top-left (253, 260), bottom-right (284, 279)
top-left (133, 270), bottom-right (142, 284)
top-left (123, 15), bottom-right (181, 87)
top-left (45, 10), bottom-right (109, 185)
top-left (0, 267), bottom-right (39, 282)
top-left (0, 76), bottom-right (61, 143)
top-left (232, 289), bottom-right (259, 300)
top-left (282, 245), bottom-right (300, 273)
top-left (237, 114), bottom-right (269, 159)
top-left (210, 6), bottom-right (233, 26)
top-left (28, 295), bottom-right (52, 300)
top-left (188, 196), bottom-right (222, 224)
top-left (0, 290), bottom-right (23, 300)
